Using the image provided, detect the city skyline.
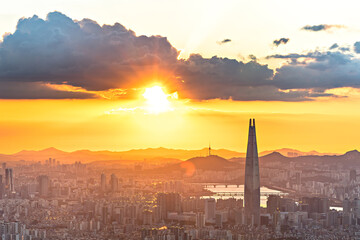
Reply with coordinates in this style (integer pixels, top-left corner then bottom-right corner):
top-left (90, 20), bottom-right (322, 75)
top-left (0, 118), bottom-right (357, 239)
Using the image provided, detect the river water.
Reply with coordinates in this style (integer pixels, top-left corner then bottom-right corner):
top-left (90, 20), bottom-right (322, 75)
top-left (204, 184), bottom-right (284, 207)
top-left (204, 185), bottom-right (343, 211)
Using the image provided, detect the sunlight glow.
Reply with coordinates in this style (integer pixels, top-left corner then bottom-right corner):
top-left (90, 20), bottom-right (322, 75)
top-left (142, 86), bottom-right (173, 114)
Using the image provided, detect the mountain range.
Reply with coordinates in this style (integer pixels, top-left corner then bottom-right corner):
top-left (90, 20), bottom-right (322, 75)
top-left (0, 147), bottom-right (341, 165)
top-left (150, 149), bottom-right (360, 176)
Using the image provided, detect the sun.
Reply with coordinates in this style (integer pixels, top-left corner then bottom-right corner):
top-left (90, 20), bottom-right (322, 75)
top-left (142, 86), bottom-right (172, 114)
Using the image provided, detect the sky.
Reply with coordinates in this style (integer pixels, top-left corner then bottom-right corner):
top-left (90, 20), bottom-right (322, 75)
top-left (1, 0), bottom-right (360, 154)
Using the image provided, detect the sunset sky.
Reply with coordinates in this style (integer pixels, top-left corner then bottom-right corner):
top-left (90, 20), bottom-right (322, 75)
top-left (1, 0), bottom-right (360, 154)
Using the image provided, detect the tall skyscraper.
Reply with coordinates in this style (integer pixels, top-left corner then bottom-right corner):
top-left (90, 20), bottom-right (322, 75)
top-left (38, 175), bottom-right (50, 197)
top-left (195, 212), bottom-right (205, 228)
top-left (110, 174), bottom-right (118, 193)
top-left (157, 193), bottom-right (181, 220)
top-left (0, 175), bottom-right (3, 198)
top-left (5, 168), bottom-right (14, 194)
top-left (267, 195), bottom-right (281, 214)
top-left (350, 169), bottom-right (357, 182)
top-left (100, 174), bottom-right (106, 192)
top-left (244, 118), bottom-right (260, 226)
top-left (205, 198), bottom-right (216, 222)
top-left (1, 163), bottom-right (6, 171)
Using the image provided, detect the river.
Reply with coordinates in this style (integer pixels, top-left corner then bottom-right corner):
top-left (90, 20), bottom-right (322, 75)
top-left (204, 184), bottom-right (285, 207)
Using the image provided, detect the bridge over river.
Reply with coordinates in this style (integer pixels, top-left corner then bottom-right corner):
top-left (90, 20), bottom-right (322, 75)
top-left (202, 184), bottom-right (288, 199)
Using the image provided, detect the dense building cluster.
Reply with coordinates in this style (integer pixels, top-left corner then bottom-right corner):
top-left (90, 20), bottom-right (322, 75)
top-left (0, 156), bottom-right (359, 239)
top-left (0, 122), bottom-right (359, 239)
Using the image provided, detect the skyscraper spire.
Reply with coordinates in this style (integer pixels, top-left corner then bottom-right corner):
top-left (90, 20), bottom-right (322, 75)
top-left (244, 118), bottom-right (260, 226)
top-left (208, 142), bottom-right (211, 156)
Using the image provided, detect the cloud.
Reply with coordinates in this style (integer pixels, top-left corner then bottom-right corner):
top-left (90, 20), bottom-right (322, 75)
top-left (339, 47), bottom-right (350, 52)
top-left (0, 12), bottom-right (358, 102)
top-left (273, 38), bottom-right (289, 47)
top-left (329, 43), bottom-right (339, 50)
top-left (176, 54), bottom-right (275, 100)
top-left (354, 42), bottom-right (360, 53)
top-left (301, 24), bottom-right (345, 32)
top-left (268, 51), bottom-right (360, 90)
top-left (0, 81), bottom-right (95, 99)
top-left (248, 55), bottom-right (257, 61)
top-left (0, 12), bottom-right (179, 98)
top-left (174, 54), bottom-right (334, 101)
top-left (268, 51), bottom-right (352, 66)
top-left (329, 44), bottom-right (349, 52)
top-left (217, 39), bottom-right (231, 45)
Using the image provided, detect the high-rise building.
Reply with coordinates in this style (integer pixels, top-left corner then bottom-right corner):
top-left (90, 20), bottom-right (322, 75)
top-left (235, 208), bottom-right (245, 225)
top-left (353, 198), bottom-right (360, 216)
top-left (110, 174), bottom-right (118, 192)
top-left (5, 169), bottom-right (9, 187)
top-left (302, 197), bottom-right (329, 213)
top-left (350, 169), bottom-right (357, 182)
top-left (195, 212), bottom-right (205, 228)
top-left (205, 198), bottom-right (216, 221)
top-left (343, 198), bottom-right (351, 213)
top-left (100, 174), bottom-right (106, 192)
top-left (244, 119), bottom-right (260, 226)
top-left (5, 168), bottom-right (14, 194)
top-left (0, 175), bottom-right (3, 198)
top-left (102, 206), bottom-right (108, 225)
top-left (143, 210), bottom-right (153, 225)
top-left (38, 175), bottom-right (50, 197)
top-left (267, 195), bottom-right (281, 214)
top-left (215, 213), bottom-right (223, 228)
top-left (295, 172), bottom-right (302, 185)
top-left (157, 193), bottom-right (181, 220)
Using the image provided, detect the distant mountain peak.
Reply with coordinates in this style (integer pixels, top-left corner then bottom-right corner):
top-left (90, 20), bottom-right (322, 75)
top-left (181, 154), bottom-right (237, 171)
top-left (42, 147), bottom-right (61, 151)
top-left (266, 151), bottom-right (284, 157)
top-left (14, 147), bottom-right (66, 157)
top-left (345, 150), bottom-right (360, 156)
top-left (260, 151), bottom-right (289, 163)
top-left (188, 154), bottom-right (227, 163)
top-left (39, 147), bottom-right (67, 154)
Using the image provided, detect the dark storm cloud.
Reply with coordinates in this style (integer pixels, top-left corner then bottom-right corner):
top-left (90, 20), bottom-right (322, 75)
top-left (217, 39), bottom-right (231, 45)
top-left (1, 12), bottom-right (359, 101)
top-left (301, 24), bottom-right (345, 32)
top-left (273, 38), bottom-right (289, 47)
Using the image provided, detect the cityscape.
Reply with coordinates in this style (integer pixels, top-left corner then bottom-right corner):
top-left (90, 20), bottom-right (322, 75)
top-left (2, 0), bottom-right (360, 239)
top-left (0, 119), bottom-right (359, 239)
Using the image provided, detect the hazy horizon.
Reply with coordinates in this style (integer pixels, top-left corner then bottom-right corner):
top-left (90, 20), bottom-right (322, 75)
top-left (0, 145), bottom-right (342, 155)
